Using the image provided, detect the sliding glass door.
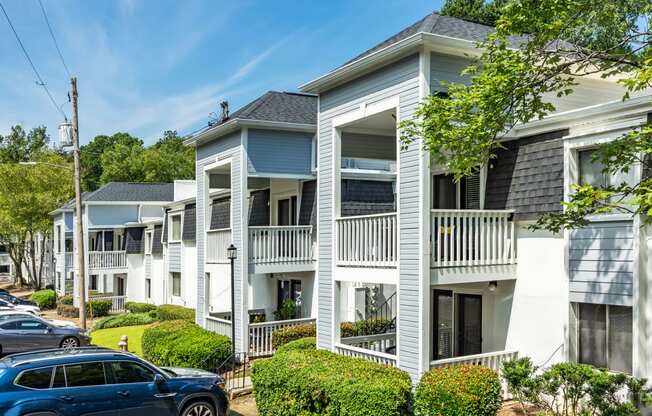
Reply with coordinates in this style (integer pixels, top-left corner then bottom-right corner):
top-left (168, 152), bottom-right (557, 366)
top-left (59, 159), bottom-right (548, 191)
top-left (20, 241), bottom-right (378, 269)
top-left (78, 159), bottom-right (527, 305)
top-left (432, 290), bottom-right (483, 360)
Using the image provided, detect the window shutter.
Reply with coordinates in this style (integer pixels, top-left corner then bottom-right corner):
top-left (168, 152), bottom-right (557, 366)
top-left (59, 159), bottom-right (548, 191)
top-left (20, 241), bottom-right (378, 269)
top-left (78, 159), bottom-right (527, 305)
top-left (463, 173), bottom-right (481, 209)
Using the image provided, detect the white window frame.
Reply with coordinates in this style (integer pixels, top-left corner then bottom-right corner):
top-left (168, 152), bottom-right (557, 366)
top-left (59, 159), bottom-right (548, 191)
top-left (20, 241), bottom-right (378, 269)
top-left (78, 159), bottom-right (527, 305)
top-left (169, 213), bottom-right (182, 243)
top-left (170, 272), bottom-right (181, 297)
top-left (144, 231), bottom-right (153, 255)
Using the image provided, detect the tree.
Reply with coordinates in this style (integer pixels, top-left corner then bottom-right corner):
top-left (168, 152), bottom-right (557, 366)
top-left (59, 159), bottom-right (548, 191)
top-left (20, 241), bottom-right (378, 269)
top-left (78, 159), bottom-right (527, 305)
top-left (0, 125), bottom-right (49, 163)
top-left (401, 0), bottom-right (652, 232)
top-left (80, 132), bottom-right (143, 190)
top-left (440, 0), bottom-right (507, 26)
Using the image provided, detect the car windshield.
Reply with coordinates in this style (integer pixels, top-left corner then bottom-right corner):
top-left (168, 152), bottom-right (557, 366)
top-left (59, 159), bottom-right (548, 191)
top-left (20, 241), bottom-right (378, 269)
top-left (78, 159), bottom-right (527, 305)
top-left (160, 367), bottom-right (177, 377)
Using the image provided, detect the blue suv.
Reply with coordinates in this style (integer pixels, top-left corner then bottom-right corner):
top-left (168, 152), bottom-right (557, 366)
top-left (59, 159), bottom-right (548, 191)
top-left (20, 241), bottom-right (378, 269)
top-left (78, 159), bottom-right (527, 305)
top-left (0, 347), bottom-right (228, 416)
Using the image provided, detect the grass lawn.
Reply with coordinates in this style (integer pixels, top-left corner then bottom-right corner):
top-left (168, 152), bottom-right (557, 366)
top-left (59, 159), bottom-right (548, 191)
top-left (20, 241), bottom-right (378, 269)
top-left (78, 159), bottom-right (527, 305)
top-left (91, 324), bottom-right (152, 357)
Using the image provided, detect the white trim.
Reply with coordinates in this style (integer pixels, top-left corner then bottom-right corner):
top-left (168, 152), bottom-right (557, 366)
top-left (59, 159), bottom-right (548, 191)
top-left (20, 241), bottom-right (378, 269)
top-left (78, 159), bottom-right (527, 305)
top-left (168, 213), bottom-right (183, 243)
top-left (84, 201), bottom-right (170, 206)
top-left (332, 96), bottom-right (400, 128)
top-left (203, 157), bottom-right (232, 173)
top-left (247, 172), bottom-right (315, 180)
top-left (184, 118), bottom-right (315, 147)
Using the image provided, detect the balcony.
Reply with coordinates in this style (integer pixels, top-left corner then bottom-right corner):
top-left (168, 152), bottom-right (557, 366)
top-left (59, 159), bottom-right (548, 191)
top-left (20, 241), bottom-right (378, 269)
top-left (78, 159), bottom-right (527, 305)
top-left (206, 228), bottom-right (232, 264)
top-left (248, 225), bottom-right (315, 273)
top-left (88, 251), bottom-right (127, 270)
top-left (336, 213), bottom-right (397, 268)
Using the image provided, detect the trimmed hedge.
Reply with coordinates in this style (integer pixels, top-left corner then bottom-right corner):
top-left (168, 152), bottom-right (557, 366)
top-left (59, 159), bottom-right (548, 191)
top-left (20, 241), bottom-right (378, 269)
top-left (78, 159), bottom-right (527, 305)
top-left (275, 337), bottom-right (316, 354)
top-left (252, 347), bottom-right (412, 416)
top-left (58, 295), bottom-right (73, 305)
top-left (31, 289), bottom-right (56, 309)
top-left (56, 299), bottom-right (112, 318)
top-left (142, 320), bottom-right (231, 369)
top-left (340, 317), bottom-right (393, 337)
top-left (272, 323), bottom-right (316, 349)
top-left (415, 365), bottom-right (502, 416)
top-left (125, 302), bottom-right (157, 314)
top-left (157, 304), bottom-right (195, 322)
top-left (93, 313), bottom-right (156, 330)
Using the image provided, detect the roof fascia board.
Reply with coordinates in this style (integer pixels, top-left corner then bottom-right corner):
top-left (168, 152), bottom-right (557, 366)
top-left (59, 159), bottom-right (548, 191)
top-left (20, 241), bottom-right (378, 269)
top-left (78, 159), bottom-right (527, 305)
top-left (238, 119), bottom-right (316, 133)
top-left (184, 119), bottom-right (240, 147)
top-left (84, 201), bottom-right (172, 206)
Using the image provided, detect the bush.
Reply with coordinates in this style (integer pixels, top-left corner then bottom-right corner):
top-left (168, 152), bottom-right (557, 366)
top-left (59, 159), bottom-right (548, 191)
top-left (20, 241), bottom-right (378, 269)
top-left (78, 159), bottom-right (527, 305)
top-left (502, 357), bottom-right (651, 416)
top-left (252, 347), bottom-right (411, 416)
top-left (273, 299), bottom-right (297, 321)
top-left (31, 289), bottom-right (56, 309)
top-left (272, 323), bottom-right (316, 349)
top-left (157, 304), bottom-right (195, 322)
top-left (58, 295), bottom-right (73, 305)
top-left (125, 302), bottom-right (157, 314)
top-left (340, 317), bottom-right (393, 337)
top-left (93, 313), bottom-right (156, 330)
top-left (275, 337), bottom-right (316, 354)
top-left (88, 299), bottom-right (112, 317)
top-left (142, 320), bottom-right (231, 370)
top-left (57, 304), bottom-right (79, 318)
top-left (415, 365), bottom-right (501, 416)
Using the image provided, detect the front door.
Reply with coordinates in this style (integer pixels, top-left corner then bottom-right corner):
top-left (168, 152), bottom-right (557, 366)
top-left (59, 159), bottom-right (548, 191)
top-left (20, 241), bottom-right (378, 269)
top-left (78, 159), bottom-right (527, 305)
top-left (277, 197), bottom-right (297, 226)
top-left (456, 294), bottom-right (482, 356)
top-left (115, 275), bottom-right (125, 296)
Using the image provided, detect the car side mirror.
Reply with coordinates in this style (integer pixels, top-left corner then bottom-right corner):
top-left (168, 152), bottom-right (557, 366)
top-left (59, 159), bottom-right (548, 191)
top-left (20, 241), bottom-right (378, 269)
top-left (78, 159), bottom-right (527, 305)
top-left (154, 374), bottom-right (165, 385)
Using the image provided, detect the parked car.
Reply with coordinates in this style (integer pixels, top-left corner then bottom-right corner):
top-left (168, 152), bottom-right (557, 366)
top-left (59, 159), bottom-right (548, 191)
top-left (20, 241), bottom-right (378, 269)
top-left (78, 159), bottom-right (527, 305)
top-left (0, 348), bottom-right (229, 416)
top-left (0, 292), bottom-right (36, 307)
top-left (0, 299), bottom-right (40, 315)
top-left (0, 316), bottom-right (89, 354)
top-left (0, 311), bottom-right (76, 328)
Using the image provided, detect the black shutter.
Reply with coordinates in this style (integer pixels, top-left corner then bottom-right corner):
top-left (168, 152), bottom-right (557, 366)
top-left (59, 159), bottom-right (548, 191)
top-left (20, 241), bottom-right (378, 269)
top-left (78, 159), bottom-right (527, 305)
top-left (299, 180), bottom-right (317, 226)
top-left (125, 227), bottom-right (145, 254)
top-left (462, 173), bottom-right (480, 209)
top-left (103, 231), bottom-right (114, 251)
top-left (210, 197), bottom-right (231, 230)
top-left (248, 189), bottom-right (270, 226)
top-left (151, 225), bottom-right (163, 255)
top-left (341, 179), bottom-right (395, 217)
top-left (182, 204), bottom-right (196, 242)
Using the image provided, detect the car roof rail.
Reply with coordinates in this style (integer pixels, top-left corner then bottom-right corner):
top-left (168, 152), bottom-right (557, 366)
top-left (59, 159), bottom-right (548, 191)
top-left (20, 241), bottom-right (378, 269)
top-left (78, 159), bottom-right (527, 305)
top-left (4, 346), bottom-right (121, 366)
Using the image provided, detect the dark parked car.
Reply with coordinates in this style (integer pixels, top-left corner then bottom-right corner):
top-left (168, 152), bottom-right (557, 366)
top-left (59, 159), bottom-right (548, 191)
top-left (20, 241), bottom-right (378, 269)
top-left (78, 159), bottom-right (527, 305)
top-left (0, 316), bottom-right (90, 353)
top-left (0, 348), bottom-right (229, 416)
top-left (0, 292), bottom-right (36, 307)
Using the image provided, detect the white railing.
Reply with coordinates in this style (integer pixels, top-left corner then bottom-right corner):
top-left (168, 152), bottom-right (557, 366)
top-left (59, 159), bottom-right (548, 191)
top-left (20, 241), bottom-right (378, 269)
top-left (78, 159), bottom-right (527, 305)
top-left (340, 332), bottom-right (396, 354)
top-left (89, 295), bottom-right (126, 313)
top-left (64, 253), bottom-right (73, 268)
top-left (248, 317), bottom-right (315, 357)
top-left (336, 213), bottom-right (397, 267)
top-left (248, 226), bottom-right (314, 265)
top-left (205, 315), bottom-right (232, 337)
top-left (206, 228), bottom-right (231, 263)
top-left (334, 343), bottom-right (397, 367)
top-left (88, 251), bottom-right (127, 270)
top-left (430, 210), bottom-right (516, 267)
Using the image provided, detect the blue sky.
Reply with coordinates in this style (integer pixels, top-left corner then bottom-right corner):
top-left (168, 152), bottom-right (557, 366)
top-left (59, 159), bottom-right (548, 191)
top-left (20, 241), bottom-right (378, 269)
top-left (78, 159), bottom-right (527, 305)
top-left (1, 0), bottom-right (444, 145)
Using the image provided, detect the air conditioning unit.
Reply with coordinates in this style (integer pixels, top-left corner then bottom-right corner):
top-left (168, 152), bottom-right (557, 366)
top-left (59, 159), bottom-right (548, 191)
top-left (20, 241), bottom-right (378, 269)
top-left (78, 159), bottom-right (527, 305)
top-left (58, 122), bottom-right (73, 147)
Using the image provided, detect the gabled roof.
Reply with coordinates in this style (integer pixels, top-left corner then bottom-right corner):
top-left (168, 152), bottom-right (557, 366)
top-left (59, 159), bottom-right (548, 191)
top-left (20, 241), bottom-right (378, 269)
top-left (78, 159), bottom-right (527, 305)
top-left (85, 182), bottom-right (174, 202)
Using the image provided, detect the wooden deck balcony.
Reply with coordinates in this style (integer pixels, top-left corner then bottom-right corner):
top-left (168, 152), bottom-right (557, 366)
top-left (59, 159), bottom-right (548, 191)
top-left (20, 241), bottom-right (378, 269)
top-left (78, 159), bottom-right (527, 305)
top-left (336, 213), bottom-right (397, 268)
top-left (88, 250), bottom-right (127, 270)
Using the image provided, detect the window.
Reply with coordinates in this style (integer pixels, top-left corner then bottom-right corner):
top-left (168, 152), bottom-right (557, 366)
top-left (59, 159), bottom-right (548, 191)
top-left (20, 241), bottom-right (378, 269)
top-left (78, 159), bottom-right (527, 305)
top-left (579, 149), bottom-right (637, 190)
top-left (56, 225), bottom-right (61, 253)
top-left (171, 272), bottom-right (181, 297)
top-left (52, 366), bottom-right (66, 388)
top-left (16, 320), bottom-right (48, 330)
top-left (109, 361), bottom-right (155, 384)
top-left (0, 265), bottom-right (9, 274)
top-left (145, 278), bottom-right (151, 299)
top-left (15, 367), bottom-right (53, 389)
top-left (0, 320), bottom-right (17, 330)
top-left (145, 231), bottom-right (153, 255)
top-left (432, 173), bottom-right (481, 210)
top-left (64, 362), bottom-right (106, 387)
top-left (89, 274), bottom-right (98, 291)
top-left (170, 215), bottom-right (182, 241)
top-left (573, 303), bottom-right (632, 373)
top-left (0, 244), bottom-right (6, 253)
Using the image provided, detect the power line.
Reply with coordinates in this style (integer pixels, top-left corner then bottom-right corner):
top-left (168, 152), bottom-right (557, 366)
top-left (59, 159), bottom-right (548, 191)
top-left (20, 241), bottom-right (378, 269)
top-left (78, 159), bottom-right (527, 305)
top-left (38, 0), bottom-right (71, 78)
top-left (0, 1), bottom-right (68, 120)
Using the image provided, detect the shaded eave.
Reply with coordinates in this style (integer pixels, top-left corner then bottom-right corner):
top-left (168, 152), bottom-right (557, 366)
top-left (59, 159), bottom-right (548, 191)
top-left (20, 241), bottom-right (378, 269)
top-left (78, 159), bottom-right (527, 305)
top-left (300, 32), bottom-right (481, 94)
top-left (184, 118), bottom-right (316, 148)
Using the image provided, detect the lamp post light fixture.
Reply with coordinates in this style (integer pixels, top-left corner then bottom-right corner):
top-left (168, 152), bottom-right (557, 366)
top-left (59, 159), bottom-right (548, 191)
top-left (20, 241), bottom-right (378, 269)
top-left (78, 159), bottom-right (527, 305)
top-left (227, 244), bottom-right (237, 358)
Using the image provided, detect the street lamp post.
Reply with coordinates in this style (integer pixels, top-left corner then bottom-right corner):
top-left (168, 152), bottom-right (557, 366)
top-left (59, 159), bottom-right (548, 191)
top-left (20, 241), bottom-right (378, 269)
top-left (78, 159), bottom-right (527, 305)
top-left (226, 244), bottom-right (237, 358)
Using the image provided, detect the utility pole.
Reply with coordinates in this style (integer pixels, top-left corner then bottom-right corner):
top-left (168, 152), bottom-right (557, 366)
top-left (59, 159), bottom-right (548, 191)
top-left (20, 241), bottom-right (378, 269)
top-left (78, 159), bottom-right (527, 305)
top-left (70, 77), bottom-right (87, 330)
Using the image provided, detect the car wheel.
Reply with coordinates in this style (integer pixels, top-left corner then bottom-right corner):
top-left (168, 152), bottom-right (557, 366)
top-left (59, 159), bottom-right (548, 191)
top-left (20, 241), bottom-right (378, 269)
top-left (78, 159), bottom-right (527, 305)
top-left (60, 337), bottom-right (79, 349)
top-left (182, 400), bottom-right (215, 416)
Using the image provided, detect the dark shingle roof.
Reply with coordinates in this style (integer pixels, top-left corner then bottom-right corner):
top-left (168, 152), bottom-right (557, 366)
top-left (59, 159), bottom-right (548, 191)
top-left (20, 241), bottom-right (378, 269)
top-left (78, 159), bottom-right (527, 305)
top-left (342, 12), bottom-right (524, 67)
top-left (85, 182), bottom-right (175, 202)
top-left (224, 91), bottom-right (317, 126)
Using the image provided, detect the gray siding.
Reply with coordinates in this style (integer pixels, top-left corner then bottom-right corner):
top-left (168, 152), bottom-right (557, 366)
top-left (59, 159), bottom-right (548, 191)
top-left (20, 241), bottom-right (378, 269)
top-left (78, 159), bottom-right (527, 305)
top-left (341, 132), bottom-right (395, 160)
top-left (569, 221), bottom-right (634, 306)
top-left (430, 52), bottom-right (470, 92)
top-left (247, 129), bottom-right (313, 176)
top-left (319, 54), bottom-right (421, 379)
top-left (167, 242), bottom-right (182, 272)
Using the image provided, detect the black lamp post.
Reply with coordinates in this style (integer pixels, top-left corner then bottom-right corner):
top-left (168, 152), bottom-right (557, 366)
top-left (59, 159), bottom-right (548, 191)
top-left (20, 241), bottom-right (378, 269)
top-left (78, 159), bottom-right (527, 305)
top-left (226, 244), bottom-right (237, 357)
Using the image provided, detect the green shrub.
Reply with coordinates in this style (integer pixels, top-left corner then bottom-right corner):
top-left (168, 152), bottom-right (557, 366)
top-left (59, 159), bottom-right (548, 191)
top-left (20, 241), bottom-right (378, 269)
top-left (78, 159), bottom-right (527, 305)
top-left (142, 320), bottom-right (231, 370)
top-left (273, 299), bottom-right (297, 321)
top-left (271, 323), bottom-right (316, 349)
top-left (157, 304), bottom-right (195, 322)
top-left (415, 365), bottom-right (501, 416)
top-left (275, 337), bottom-right (316, 354)
top-left (88, 299), bottom-right (112, 317)
top-left (57, 304), bottom-right (79, 318)
top-left (125, 302), bottom-right (157, 314)
top-left (93, 313), bottom-right (156, 330)
top-left (58, 295), bottom-right (73, 305)
top-left (31, 289), bottom-right (56, 309)
top-left (340, 317), bottom-right (393, 337)
top-left (252, 347), bottom-right (411, 416)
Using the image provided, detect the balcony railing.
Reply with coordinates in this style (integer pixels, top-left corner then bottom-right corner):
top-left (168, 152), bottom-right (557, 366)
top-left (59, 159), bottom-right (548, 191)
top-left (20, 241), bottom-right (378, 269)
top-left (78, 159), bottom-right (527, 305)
top-left (248, 317), bottom-right (316, 357)
top-left (248, 226), bottom-right (314, 265)
top-left (336, 213), bottom-right (397, 267)
top-left (340, 332), bottom-right (396, 354)
top-left (205, 315), bottom-right (232, 337)
top-left (88, 251), bottom-right (127, 270)
top-left (334, 343), bottom-right (398, 367)
top-left (206, 228), bottom-right (232, 264)
top-left (89, 295), bottom-right (126, 313)
top-left (430, 210), bottom-right (516, 267)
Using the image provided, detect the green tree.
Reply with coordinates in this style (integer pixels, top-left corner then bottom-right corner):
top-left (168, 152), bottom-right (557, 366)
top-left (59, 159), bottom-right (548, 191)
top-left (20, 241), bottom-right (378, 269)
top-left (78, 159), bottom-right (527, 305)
top-left (0, 125), bottom-right (49, 163)
top-left (440, 0), bottom-right (507, 26)
top-left (401, 0), bottom-right (652, 232)
top-left (80, 132), bottom-right (143, 190)
top-left (99, 141), bottom-right (146, 184)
